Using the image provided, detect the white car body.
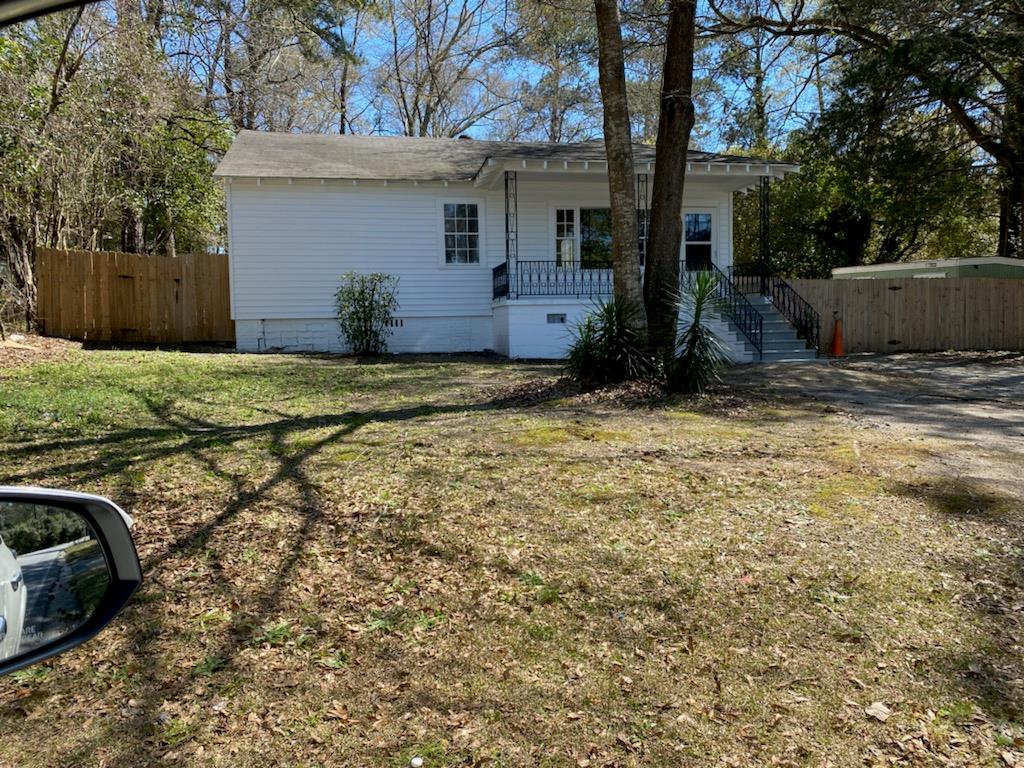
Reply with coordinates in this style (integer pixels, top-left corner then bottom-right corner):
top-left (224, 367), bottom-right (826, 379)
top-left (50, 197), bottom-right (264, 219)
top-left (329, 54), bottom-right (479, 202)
top-left (0, 536), bottom-right (27, 660)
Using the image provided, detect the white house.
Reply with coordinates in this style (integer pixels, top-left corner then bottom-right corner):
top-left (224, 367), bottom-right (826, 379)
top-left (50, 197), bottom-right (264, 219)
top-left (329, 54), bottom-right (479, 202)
top-left (215, 131), bottom-right (814, 361)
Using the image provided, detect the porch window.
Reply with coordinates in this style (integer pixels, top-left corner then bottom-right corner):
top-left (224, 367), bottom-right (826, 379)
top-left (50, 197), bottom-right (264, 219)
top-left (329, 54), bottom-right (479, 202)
top-left (555, 208), bottom-right (576, 266)
top-left (555, 207), bottom-right (650, 267)
top-left (443, 203), bottom-right (480, 264)
top-left (684, 212), bottom-right (713, 270)
top-left (580, 208), bottom-right (613, 267)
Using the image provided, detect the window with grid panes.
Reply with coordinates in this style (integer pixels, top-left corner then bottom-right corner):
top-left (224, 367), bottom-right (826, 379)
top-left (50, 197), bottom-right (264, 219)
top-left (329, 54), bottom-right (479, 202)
top-left (443, 203), bottom-right (480, 264)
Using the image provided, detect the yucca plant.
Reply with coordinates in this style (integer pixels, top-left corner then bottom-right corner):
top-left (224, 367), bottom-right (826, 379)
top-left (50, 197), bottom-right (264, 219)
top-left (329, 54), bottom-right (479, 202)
top-left (564, 297), bottom-right (657, 388)
top-left (667, 270), bottom-right (729, 395)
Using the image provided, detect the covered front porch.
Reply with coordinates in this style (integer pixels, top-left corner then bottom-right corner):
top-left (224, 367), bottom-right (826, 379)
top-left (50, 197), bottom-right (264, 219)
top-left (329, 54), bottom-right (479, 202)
top-left (473, 156), bottom-right (805, 361)
top-left (487, 163), bottom-right (781, 302)
top-left (490, 264), bottom-right (771, 362)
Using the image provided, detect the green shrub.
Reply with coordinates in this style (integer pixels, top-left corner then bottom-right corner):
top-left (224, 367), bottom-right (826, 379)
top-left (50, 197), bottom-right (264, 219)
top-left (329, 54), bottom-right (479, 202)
top-left (334, 272), bottom-right (399, 355)
top-left (667, 271), bottom-right (729, 394)
top-left (564, 297), bottom-right (657, 388)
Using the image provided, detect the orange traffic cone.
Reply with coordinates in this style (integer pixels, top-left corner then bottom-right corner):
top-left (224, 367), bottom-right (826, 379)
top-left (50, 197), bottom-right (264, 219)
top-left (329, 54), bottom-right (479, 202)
top-left (829, 312), bottom-right (844, 357)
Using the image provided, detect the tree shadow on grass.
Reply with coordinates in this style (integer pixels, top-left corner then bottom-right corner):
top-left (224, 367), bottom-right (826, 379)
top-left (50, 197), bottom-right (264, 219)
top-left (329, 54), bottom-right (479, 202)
top-left (2, 377), bottom-right (572, 765)
top-left (45, 405), bottom-right (344, 764)
top-left (888, 477), bottom-right (1017, 523)
top-left (889, 476), bottom-right (1024, 723)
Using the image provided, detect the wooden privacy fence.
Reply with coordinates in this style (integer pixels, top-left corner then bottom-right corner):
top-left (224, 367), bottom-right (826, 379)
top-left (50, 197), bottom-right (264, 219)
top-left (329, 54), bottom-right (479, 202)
top-left (789, 278), bottom-right (1024, 353)
top-left (37, 248), bottom-right (233, 344)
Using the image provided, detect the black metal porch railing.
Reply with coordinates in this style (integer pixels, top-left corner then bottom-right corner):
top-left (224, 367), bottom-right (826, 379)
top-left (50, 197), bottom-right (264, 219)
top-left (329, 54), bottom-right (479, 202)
top-left (728, 262), bottom-right (766, 297)
top-left (509, 260), bottom-right (615, 298)
top-left (492, 261), bottom-right (509, 299)
top-left (730, 263), bottom-right (821, 354)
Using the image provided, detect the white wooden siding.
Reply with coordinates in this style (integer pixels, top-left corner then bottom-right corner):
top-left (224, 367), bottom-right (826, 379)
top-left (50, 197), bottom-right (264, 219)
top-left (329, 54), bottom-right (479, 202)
top-left (227, 175), bottom-right (735, 322)
top-left (228, 179), bottom-right (496, 320)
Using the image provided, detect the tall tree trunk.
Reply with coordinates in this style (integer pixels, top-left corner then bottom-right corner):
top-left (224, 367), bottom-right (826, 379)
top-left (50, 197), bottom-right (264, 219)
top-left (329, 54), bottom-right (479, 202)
top-left (997, 161), bottom-right (1023, 260)
top-left (120, 140), bottom-right (144, 253)
top-left (645, 0), bottom-right (697, 358)
top-left (121, 206), bottom-right (144, 253)
top-left (750, 30), bottom-right (768, 153)
top-left (811, 36), bottom-right (826, 116)
top-left (997, 59), bottom-right (1023, 259)
top-left (593, 0), bottom-right (647, 333)
top-left (547, 58), bottom-right (564, 142)
top-left (164, 226), bottom-right (177, 258)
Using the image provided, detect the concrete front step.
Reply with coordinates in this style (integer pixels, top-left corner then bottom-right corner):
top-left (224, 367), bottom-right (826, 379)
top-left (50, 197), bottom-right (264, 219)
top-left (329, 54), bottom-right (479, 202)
top-left (695, 290), bottom-right (820, 363)
top-left (760, 353), bottom-right (821, 363)
top-left (719, 292), bottom-right (820, 363)
top-left (762, 350), bottom-right (816, 358)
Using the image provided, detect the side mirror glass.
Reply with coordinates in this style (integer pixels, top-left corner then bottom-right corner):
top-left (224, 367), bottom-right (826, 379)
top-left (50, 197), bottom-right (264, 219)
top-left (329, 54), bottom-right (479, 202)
top-left (0, 489), bottom-right (141, 676)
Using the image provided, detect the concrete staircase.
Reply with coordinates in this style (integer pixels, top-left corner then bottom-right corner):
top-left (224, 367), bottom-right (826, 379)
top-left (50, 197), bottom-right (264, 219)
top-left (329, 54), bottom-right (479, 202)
top-left (748, 294), bottom-right (819, 362)
top-left (702, 315), bottom-right (761, 364)
top-left (715, 294), bottom-right (819, 364)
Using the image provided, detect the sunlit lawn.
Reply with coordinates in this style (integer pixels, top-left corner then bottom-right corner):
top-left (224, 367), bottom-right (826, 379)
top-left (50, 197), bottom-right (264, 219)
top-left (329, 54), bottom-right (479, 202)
top-left (0, 349), bottom-right (1020, 767)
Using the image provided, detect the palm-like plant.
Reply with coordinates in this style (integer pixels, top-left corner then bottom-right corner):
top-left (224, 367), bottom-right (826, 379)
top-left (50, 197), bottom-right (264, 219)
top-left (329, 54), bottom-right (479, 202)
top-left (565, 297), bottom-right (658, 388)
top-left (667, 270), bottom-right (729, 394)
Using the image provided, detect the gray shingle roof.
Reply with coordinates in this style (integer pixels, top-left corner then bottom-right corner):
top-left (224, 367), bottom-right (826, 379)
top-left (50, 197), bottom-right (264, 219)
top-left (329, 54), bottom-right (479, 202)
top-left (214, 130), bottom-right (786, 181)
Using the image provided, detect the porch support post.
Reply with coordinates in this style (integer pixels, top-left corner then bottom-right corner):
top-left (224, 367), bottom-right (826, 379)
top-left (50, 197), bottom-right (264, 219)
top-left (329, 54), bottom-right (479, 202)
top-left (636, 172), bottom-right (650, 267)
top-left (505, 170), bottom-right (518, 299)
top-left (759, 175), bottom-right (770, 294)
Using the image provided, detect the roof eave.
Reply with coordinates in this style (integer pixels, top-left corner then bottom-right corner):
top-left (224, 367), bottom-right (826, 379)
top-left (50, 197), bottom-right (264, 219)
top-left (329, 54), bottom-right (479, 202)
top-left (215, 160), bottom-right (801, 185)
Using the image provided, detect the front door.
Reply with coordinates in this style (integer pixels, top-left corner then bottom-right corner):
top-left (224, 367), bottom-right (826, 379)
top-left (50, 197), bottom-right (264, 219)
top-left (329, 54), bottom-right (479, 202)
top-left (683, 211), bottom-right (714, 271)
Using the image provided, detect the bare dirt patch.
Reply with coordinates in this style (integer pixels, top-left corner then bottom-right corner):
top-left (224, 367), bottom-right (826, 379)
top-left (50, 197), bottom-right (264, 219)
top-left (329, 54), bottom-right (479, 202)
top-left (0, 334), bottom-right (80, 371)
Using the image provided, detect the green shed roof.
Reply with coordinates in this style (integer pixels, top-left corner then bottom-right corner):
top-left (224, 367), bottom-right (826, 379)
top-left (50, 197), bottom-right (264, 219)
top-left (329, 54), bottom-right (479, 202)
top-left (832, 257), bottom-right (1024, 280)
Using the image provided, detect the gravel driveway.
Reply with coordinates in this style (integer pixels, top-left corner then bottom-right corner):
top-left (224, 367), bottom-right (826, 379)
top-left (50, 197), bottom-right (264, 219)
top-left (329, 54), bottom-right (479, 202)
top-left (723, 351), bottom-right (1024, 501)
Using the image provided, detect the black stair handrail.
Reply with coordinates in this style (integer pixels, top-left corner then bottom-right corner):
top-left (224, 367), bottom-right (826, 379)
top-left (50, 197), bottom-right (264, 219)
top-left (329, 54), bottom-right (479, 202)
top-left (492, 262), bottom-right (509, 299)
top-left (683, 263), bottom-right (763, 359)
top-left (770, 277), bottom-right (821, 354)
top-left (730, 264), bottom-right (821, 354)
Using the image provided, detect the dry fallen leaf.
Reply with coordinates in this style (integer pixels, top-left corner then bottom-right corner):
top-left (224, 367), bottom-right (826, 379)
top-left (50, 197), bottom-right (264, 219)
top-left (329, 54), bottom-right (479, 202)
top-left (865, 702), bottom-right (893, 722)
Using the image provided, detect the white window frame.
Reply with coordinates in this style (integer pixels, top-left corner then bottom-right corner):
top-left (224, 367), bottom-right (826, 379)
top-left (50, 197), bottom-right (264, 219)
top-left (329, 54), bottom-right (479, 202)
top-left (436, 198), bottom-right (486, 268)
top-left (548, 201), bottom-right (613, 264)
top-left (683, 208), bottom-right (717, 267)
top-left (550, 201), bottom-right (659, 266)
top-left (553, 207), bottom-right (577, 266)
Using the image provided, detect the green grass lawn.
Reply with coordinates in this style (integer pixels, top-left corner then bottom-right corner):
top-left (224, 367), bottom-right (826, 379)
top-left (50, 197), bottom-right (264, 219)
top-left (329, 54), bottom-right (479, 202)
top-left (0, 349), bottom-right (1020, 767)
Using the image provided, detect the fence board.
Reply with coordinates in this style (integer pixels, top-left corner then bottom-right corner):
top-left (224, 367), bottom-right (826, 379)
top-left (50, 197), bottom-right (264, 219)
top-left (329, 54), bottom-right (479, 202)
top-left (36, 248), bottom-right (233, 344)
top-left (789, 278), bottom-right (1024, 353)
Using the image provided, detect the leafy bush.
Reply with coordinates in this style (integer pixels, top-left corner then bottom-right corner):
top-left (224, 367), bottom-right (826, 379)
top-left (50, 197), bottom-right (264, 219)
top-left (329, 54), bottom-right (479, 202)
top-left (564, 297), bottom-right (657, 388)
top-left (334, 272), bottom-right (400, 355)
top-left (667, 270), bottom-right (729, 395)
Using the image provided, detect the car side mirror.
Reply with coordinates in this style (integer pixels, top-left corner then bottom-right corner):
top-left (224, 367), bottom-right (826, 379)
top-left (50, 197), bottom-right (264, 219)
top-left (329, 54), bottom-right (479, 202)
top-left (0, 487), bottom-right (141, 676)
